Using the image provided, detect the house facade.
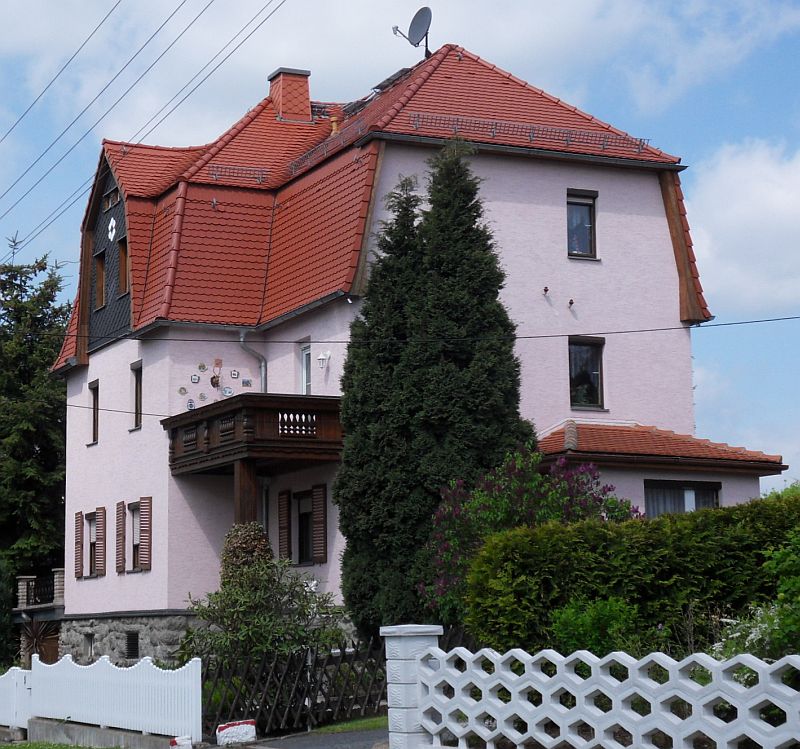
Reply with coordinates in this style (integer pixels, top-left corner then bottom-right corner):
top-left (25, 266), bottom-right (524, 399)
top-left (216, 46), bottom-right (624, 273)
top-left (42, 45), bottom-right (785, 661)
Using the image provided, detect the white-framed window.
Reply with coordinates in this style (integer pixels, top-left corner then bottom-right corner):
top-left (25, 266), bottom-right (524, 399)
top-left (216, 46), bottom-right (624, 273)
top-left (644, 480), bottom-right (720, 518)
top-left (300, 344), bottom-right (311, 395)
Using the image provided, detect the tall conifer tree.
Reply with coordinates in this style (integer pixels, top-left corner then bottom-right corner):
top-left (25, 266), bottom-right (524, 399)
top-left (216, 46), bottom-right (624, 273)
top-left (335, 145), bottom-right (533, 633)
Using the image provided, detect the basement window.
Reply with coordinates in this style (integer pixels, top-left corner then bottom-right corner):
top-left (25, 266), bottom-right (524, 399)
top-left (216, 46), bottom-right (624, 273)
top-left (125, 631), bottom-right (139, 660)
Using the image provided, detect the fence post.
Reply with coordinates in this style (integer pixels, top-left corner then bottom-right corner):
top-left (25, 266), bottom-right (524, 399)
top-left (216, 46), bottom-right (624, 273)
top-left (380, 624), bottom-right (442, 749)
top-left (52, 568), bottom-right (65, 603)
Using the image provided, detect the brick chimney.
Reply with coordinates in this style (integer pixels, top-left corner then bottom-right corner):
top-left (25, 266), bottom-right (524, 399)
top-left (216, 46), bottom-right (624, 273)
top-left (268, 67), bottom-right (312, 122)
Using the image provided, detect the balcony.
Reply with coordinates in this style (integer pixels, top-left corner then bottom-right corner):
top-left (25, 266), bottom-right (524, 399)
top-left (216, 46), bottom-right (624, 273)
top-left (161, 392), bottom-right (343, 477)
top-left (12, 569), bottom-right (65, 616)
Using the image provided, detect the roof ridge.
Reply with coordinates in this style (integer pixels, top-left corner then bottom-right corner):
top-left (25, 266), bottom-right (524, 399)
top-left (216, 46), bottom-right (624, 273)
top-left (462, 47), bottom-right (679, 163)
top-left (103, 139), bottom-right (207, 154)
top-left (182, 97), bottom-right (273, 181)
top-left (372, 43), bottom-right (456, 132)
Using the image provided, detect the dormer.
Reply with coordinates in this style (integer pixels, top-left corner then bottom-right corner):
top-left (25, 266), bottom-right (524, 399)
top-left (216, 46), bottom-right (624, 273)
top-left (80, 164), bottom-right (131, 353)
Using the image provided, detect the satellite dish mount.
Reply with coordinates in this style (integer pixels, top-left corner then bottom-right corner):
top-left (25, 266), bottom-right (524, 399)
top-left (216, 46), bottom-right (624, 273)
top-left (393, 7), bottom-right (432, 58)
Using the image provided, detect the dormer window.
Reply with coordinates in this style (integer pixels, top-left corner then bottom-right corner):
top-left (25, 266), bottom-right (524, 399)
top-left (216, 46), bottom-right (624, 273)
top-left (94, 252), bottom-right (106, 309)
top-left (102, 188), bottom-right (120, 211)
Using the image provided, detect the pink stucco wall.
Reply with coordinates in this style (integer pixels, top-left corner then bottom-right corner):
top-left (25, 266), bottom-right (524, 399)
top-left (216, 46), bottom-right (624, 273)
top-left (371, 145), bottom-right (696, 436)
top-left (599, 467), bottom-right (761, 512)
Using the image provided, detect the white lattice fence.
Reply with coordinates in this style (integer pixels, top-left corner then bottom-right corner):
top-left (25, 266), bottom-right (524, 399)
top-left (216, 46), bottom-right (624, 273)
top-left (381, 625), bottom-right (800, 749)
top-left (0, 667), bottom-right (31, 729)
top-left (30, 654), bottom-right (202, 741)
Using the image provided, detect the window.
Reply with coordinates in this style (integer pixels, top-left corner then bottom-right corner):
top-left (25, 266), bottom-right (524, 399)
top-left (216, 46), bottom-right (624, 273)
top-left (567, 190), bottom-right (597, 257)
top-left (88, 380), bottom-right (99, 443)
top-left (118, 238), bottom-right (129, 295)
top-left (82, 633), bottom-right (94, 662)
top-left (300, 344), bottom-right (311, 395)
top-left (644, 480), bottom-right (720, 518)
top-left (569, 338), bottom-right (603, 408)
top-left (131, 362), bottom-right (142, 430)
top-left (130, 503), bottom-right (141, 569)
top-left (102, 188), bottom-right (120, 211)
top-left (277, 485), bottom-right (327, 565)
top-left (87, 514), bottom-right (97, 576)
top-left (94, 252), bottom-right (106, 308)
top-left (125, 631), bottom-right (139, 660)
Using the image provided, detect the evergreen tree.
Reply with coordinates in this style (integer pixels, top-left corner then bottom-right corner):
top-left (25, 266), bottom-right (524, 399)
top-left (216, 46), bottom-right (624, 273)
top-left (335, 145), bottom-right (533, 633)
top-left (0, 244), bottom-right (68, 663)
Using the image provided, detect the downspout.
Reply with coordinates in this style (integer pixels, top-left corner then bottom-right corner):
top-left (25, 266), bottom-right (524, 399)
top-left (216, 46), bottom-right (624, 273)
top-left (239, 329), bottom-right (267, 393)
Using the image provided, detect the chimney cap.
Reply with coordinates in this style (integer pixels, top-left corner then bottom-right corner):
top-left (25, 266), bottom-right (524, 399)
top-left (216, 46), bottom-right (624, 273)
top-left (268, 67), bottom-right (311, 81)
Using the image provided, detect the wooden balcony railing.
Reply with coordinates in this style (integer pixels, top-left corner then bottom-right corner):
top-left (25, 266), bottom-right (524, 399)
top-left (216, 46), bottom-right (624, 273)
top-left (161, 393), bottom-right (343, 475)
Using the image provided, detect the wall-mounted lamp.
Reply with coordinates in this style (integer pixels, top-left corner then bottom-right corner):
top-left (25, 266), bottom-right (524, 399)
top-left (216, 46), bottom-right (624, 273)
top-left (568, 299), bottom-right (575, 308)
top-left (543, 286), bottom-right (549, 295)
top-left (317, 351), bottom-right (331, 369)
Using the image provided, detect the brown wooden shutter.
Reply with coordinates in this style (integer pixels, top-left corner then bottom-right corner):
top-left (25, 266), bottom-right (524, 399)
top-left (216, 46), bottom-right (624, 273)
top-left (311, 484), bottom-right (327, 564)
top-left (95, 506), bottom-right (106, 576)
top-left (278, 490), bottom-right (291, 559)
top-left (139, 497), bottom-right (152, 571)
top-left (74, 511), bottom-right (84, 579)
top-left (116, 501), bottom-right (126, 573)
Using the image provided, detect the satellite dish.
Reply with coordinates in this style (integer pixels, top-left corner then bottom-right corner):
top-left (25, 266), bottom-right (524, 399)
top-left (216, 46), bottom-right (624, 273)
top-left (408, 7), bottom-right (432, 46)
top-left (392, 7), bottom-right (432, 58)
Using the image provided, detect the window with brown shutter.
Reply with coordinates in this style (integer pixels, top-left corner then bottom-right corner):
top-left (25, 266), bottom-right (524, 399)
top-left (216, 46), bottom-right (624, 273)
top-left (278, 490), bottom-right (291, 559)
top-left (139, 497), bottom-right (152, 571)
top-left (311, 484), bottom-right (327, 564)
top-left (95, 507), bottom-right (106, 576)
top-left (116, 501), bottom-right (126, 573)
top-left (74, 511), bottom-right (84, 579)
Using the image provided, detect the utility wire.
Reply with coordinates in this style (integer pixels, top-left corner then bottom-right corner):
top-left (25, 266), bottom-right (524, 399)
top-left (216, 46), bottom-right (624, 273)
top-left (0, 0), bottom-right (218, 223)
top-left (13, 0), bottom-right (287, 254)
top-left (0, 1), bottom-right (123, 145)
top-left (0, 0), bottom-right (190, 208)
top-left (10, 313), bottom-right (800, 346)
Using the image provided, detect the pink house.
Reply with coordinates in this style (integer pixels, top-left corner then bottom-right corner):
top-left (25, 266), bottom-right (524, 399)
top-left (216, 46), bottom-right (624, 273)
top-left (41, 45), bottom-right (785, 661)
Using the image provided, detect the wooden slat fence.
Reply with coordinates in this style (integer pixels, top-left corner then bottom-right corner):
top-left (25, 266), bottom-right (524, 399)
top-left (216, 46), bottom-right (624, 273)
top-left (201, 637), bottom-right (387, 737)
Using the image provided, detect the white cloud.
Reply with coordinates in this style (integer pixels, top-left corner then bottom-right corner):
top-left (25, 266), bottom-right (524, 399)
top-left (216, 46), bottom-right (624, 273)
top-left (687, 139), bottom-right (800, 316)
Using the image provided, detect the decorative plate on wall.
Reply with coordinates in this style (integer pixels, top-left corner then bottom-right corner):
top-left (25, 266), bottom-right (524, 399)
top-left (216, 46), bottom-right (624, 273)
top-left (222, 386), bottom-right (234, 397)
top-left (190, 374), bottom-right (200, 383)
top-left (242, 379), bottom-right (252, 387)
top-left (230, 369), bottom-right (240, 379)
top-left (198, 363), bottom-right (207, 372)
top-left (199, 393), bottom-right (207, 401)
top-left (178, 386), bottom-right (187, 395)
top-left (187, 399), bottom-right (196, 410)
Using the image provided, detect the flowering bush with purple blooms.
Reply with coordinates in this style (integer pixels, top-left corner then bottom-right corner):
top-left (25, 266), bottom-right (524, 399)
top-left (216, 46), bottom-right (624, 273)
top-left (419, 445), bottom-right (641, 623)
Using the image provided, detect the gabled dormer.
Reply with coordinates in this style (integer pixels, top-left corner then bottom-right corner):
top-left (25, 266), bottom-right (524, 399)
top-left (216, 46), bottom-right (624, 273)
top-left (82, 165), bottom-right (130, 352)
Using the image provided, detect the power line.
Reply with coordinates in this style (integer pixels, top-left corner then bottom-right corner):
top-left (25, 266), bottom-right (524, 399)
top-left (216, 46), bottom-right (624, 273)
top-left (13, 0), bottom-right (287, 254)
top-left (0, 1), bottom-right (123, 146)
top-left (7, 312), bottom-right (799, 347)
top-left (0, 0), bottom-right (218, 223)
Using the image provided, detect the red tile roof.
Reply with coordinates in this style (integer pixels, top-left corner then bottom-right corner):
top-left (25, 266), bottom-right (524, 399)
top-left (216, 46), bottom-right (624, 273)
top-left (54, 44), bottom-right (710, 371)
top-left (539, 422), bottom-right (785, 473)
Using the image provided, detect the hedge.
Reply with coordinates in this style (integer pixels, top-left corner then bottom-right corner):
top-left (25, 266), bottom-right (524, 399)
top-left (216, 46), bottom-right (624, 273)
top-left (465, 493), bottom-right (800, 652)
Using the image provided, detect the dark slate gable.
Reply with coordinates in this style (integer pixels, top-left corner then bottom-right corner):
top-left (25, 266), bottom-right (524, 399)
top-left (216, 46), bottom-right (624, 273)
top-left (89, 171), bottom-right (130, 351)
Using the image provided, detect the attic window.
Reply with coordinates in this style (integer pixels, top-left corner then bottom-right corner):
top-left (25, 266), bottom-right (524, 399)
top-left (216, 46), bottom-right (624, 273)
top-left (103, 188), bottom-right (120, 211)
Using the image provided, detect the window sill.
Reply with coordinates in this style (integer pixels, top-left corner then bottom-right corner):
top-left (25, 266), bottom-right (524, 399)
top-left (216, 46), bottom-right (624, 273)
top-left (128, 425), bottom-right (142, 433)
top-left (85, 440), bottom-right (98, 448)
top-left (570, 405), bottom-right (609, 412)
top-left (94, 304), bottom-right (106, 312)
top-left (567, 254), bottom-right (600, 262)
top-left (293, 561), bottom-right (315, 568)
top-left (125, 567), bottom-right (145, 574)
top-left (80, 573), bottom-right (102, 580)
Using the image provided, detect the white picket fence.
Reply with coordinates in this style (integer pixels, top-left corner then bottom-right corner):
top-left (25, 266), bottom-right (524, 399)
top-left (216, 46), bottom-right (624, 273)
top-left (0, 655), bottom-right (202, 742)
top-left (382, 625), bottom-right (800, 749)
top-left (0, 667), bottom-right (32, 729)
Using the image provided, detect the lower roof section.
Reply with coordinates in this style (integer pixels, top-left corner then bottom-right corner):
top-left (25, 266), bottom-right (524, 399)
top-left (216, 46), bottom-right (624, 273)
top-left (539, 421), bottom-right (787, 476)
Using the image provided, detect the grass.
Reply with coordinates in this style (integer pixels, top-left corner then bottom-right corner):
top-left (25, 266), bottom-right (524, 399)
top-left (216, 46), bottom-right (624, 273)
top-left (315, 714), bottom-right (388, 734)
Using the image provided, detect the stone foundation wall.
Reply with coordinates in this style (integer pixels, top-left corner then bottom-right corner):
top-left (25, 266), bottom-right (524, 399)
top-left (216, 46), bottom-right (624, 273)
top-left (59, 613), bottom-right (196, 665)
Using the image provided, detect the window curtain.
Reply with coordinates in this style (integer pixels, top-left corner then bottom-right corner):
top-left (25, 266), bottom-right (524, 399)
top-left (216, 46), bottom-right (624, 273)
top-left (644, 485), bottom-right (685, 518)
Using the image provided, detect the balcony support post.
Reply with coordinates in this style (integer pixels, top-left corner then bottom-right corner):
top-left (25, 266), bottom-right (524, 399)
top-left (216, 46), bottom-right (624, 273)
top-left (234, 459), bottom-right (258, 523)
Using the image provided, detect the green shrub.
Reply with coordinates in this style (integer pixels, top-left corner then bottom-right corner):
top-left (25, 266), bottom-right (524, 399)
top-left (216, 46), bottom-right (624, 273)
top-left (419, 449), bottom-right (639, 624)
top-left (550, 597), bottom-right (663, 657)
top-left (466, 493), bottom-right (800, 653)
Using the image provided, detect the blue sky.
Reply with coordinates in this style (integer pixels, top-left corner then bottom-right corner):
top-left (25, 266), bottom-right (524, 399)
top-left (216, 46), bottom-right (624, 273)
top-left (1, 0), bottom-right (798, 490)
